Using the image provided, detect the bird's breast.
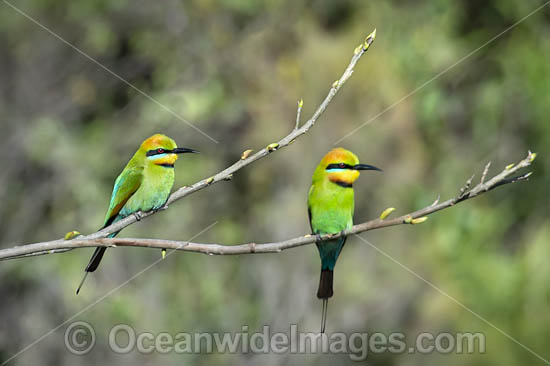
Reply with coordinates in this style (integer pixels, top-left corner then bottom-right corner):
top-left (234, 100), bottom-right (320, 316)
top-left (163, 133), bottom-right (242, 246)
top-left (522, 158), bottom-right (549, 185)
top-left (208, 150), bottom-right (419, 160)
top-left (308, 184), bottom-right (354, 235)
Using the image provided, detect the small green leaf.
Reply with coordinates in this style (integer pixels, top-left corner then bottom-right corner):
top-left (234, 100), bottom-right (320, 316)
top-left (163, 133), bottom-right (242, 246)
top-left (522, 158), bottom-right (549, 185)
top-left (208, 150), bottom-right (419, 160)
top-left (380, 207), bottom-right (395, 220)
top-left (411, 217), bottom-right (428, 224)
top-left (64, 231), bottom-right (80, 240)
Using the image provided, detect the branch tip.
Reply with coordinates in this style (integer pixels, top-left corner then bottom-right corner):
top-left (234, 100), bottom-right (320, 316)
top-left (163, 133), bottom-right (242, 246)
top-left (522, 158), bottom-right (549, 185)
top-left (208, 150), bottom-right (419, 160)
top-left (364, 28), bottom-right (376, 49)
top-left (430, 195), bottom-right (440, 207)
top-left (295, 99), bottom-right (304, 129)
top-left (458, 174), bottom-right (475, 198)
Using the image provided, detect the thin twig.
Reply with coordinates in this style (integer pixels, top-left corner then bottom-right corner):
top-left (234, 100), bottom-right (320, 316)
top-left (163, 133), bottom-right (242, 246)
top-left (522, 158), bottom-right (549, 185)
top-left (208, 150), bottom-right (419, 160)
top-left (430, 194), bottom-right (440, 207)
top-left (0, 151), bottom-right (535, 260)
top-left (458, 174), bottom-right (475, 199)
top-left (481, 161), bottom-right (491, 184)
top-left (295, 99), bottom-right (303, 130)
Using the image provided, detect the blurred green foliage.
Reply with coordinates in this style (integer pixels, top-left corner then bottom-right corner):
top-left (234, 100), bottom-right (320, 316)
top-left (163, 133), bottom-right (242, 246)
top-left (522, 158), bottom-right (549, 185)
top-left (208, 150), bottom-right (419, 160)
top-left (0, 0), bottom-right (548, 365)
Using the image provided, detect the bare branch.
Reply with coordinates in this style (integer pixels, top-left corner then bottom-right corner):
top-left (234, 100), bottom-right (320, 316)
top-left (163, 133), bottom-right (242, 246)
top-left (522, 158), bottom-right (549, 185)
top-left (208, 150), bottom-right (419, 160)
top-left (0, 151), bottom-right (535, 260)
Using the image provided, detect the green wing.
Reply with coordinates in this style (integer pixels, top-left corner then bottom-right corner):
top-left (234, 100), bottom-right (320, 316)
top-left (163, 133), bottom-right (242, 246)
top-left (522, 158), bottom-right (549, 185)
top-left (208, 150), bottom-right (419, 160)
top-left (103, 164), bottom-right (143, 227)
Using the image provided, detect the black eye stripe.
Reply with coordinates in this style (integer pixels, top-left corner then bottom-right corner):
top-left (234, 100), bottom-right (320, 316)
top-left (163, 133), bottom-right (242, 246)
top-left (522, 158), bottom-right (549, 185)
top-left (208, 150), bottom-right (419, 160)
top-left (146, 149), bottom-right (172, 157)
top-left (326, 163), bottom-right (353, 170)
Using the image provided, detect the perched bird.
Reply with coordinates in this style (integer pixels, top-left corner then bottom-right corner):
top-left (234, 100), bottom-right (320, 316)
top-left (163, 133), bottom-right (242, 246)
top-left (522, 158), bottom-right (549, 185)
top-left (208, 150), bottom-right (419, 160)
top-left (308, 148), bottom-right (381, 332)
top-left (76, 134), bottom-right (198, 294)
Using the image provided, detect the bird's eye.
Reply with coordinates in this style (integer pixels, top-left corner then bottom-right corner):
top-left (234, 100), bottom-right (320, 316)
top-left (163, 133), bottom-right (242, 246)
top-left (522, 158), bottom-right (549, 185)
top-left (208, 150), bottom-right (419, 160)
top-left (157, 148), bottom-right (164, 154)
top-left (339, 163), bottom-right (346, 168)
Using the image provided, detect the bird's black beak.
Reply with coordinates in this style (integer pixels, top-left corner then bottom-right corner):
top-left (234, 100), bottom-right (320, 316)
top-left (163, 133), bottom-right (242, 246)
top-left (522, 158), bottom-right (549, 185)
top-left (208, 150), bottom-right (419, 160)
top-left (172, 147), bottom-right (199, 154)
top-left (353, 164), bottom-right (382, 171)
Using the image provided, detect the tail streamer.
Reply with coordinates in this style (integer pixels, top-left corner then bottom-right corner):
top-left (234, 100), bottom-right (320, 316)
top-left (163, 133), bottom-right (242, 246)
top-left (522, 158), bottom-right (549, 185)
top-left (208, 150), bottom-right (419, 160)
top-left (320, 298), bottom-right (328, 333)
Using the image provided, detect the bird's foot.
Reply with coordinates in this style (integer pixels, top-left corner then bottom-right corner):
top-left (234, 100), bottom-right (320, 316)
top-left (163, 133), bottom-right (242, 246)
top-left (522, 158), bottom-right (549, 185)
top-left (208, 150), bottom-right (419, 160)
top-left (153, 205), bottom-right (168, 213)
top-left (133, 212), bottom-right (142, 221)
top-left (315, 233), bottom-right (323, 242)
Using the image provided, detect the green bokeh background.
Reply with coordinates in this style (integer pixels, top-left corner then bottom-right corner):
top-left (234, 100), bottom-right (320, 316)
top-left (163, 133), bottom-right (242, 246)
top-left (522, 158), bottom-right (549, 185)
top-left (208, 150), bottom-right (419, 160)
top-left (0, 0), bottom-right (548, 365)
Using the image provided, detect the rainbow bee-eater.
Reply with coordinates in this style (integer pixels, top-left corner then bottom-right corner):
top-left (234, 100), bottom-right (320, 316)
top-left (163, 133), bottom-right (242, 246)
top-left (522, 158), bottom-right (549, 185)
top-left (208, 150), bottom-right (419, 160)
top-left (308, 148), bottom-right (381, 332)
top-left (76, 134), bottom-right (198, 294)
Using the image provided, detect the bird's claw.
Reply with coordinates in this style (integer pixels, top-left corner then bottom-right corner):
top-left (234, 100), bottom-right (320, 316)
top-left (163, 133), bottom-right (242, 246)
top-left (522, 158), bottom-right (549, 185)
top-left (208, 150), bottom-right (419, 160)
top-left (153, 205), bottom-right (168, 213)
top-left (133, 212), bottom-right (142, 221)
